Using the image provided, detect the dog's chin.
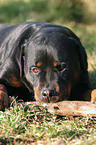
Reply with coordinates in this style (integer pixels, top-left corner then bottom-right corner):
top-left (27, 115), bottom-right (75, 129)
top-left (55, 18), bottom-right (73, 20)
top-left (37, 95), bottom-right (60, 103)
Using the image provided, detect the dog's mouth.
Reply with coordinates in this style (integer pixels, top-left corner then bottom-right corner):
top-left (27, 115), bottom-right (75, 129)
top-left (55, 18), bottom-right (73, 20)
top-left (42, 96), bottom-right (60, 103)
top-left (33, 86), bottom-right (60, 103)
top-left (39, 94), bottom-right (60, 103)
top-left (33, 84), bottom-right (71, 103)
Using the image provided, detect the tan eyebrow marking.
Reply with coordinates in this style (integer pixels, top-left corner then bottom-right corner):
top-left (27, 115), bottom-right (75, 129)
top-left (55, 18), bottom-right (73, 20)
top-left (53, 61), bottom-right (58, 67)
top-left (37, 62), bottom-right (42, 67)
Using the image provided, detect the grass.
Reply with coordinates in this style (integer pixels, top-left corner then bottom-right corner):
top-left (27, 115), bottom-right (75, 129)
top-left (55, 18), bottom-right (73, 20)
top-left (0, 0), bottom-right (48, 24)
top-left (0, 0), bottom-right (96, 144)
top-left (0, 100), bottom-right (96, 144)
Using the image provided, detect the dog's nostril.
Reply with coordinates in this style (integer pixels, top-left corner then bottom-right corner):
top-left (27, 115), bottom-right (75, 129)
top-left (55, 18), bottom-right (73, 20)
top-left (42, 89), bottom-right (57, 97)
top-left (42, 90), bottom-right (49, 96)
top-left (49, 90), bottom-right (55, 96)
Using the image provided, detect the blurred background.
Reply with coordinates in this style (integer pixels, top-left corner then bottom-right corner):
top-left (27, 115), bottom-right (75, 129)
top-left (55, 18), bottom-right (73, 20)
top-left (0, 0), bottom-right (96, 87)
top-left (0, 0), bottom-right (96, 25)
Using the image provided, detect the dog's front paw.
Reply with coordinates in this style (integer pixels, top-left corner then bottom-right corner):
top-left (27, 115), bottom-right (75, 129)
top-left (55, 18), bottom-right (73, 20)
top-left (91, 89), bottom-right (96, 104)
top-left (0, 84), bottom-right (9, 111)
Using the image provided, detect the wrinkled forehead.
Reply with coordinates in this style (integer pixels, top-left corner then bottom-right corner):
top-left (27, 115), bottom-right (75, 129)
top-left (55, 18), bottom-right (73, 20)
top-left (26, 44), bottom-right (58, 66)
top-left (25, 32), bottom-right (72, 65)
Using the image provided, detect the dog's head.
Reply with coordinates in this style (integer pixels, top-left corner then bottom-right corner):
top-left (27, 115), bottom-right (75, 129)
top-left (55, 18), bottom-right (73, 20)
top-left (22, 30), bottom-right (80, 103)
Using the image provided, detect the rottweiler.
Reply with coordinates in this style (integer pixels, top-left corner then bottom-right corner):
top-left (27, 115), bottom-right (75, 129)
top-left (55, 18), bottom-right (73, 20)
top-left (0, 21), bottom-right (91, 111)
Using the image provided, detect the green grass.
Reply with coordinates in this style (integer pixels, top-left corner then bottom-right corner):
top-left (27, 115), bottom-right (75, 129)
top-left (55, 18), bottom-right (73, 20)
top-left (0, 0), bottom-right (95, 24)
top-left (0, 0), bottom-right (96, 144)
top-left (0, 100), bottom-right (96, 144)
top-left (0, 0), bottom-right (48, 24)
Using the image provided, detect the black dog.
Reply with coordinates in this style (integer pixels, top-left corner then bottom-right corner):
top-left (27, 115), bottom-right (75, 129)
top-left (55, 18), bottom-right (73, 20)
top-left (0, 21), bottom-right (91, 110)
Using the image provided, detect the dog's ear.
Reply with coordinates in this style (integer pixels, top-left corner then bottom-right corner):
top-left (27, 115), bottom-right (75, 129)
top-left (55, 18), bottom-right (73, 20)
top-left (20, 41), bottom-right (26, 78)
top-left (75, 40), bottom-right (88, 72)
top-left (62, 27), bottom-right (88, 72)
top-left (20, 41), bottom-right (31, 91)
top-left (19, 30), bottom-right (34, 92)
top-left (69, 37), bottom-right (88, 72)
top-left (17, 26), bottom-right (36, 78)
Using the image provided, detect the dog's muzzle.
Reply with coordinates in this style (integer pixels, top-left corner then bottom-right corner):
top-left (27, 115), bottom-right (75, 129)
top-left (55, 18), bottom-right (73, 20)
top-left (41, 88), bottom-right (59, 103)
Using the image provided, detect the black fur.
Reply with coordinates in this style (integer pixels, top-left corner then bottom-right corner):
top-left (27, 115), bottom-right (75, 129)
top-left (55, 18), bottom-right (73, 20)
top-left (0, 21), bottom-right (90, 102)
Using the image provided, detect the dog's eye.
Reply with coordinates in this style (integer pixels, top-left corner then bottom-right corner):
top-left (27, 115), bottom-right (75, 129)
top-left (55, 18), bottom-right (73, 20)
top-left (30, 67), bottom-right (40, 74)
top-left (56, 63), bottom-right (67, 73)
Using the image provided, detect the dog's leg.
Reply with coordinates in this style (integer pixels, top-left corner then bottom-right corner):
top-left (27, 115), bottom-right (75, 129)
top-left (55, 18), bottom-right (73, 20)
top-left (0, 84), bottom-right (9, 111)
top-left (91, 89), bottom-right (96, 104)
top-left (83, 89), bottom-right (96, 104)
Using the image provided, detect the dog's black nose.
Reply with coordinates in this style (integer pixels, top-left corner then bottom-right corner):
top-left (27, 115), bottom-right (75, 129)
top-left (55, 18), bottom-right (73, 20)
top-left (42, 89), bottom-right (57, 97)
